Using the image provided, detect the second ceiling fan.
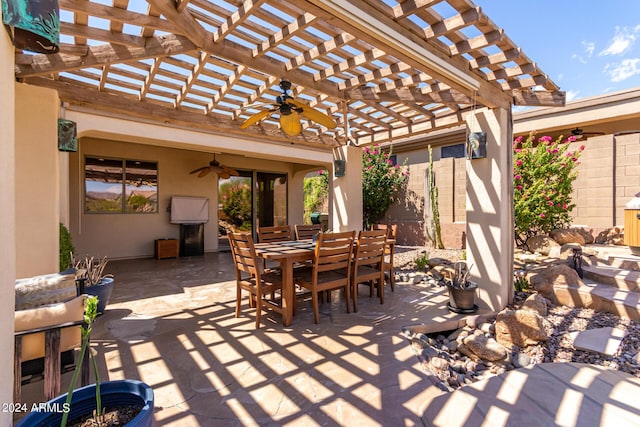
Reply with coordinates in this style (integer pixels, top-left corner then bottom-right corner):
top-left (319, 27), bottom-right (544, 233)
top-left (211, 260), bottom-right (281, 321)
top-left (239, 80), bottom-right (337, 136)
top-left (189, 155), bottom-right (239, 179)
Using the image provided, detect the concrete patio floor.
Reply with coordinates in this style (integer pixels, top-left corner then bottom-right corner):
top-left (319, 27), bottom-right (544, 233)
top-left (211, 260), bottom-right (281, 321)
top-left (17, 250), bottom-right (640, 426)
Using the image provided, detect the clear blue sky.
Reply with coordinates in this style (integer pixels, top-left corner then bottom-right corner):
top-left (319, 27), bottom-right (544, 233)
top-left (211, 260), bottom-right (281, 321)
top-left (475, 1), bottom-right (640, 102)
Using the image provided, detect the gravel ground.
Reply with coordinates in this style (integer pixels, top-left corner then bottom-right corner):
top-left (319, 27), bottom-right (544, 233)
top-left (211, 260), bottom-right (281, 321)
top-left (396, 246), bottom-right (640, 390)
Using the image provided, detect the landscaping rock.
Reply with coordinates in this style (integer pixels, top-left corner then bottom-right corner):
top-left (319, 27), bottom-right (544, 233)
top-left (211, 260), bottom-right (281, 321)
top-left (550, 228), bottom-right (586, 245)
top-left (530, 263), bottom-right (583, 301)
top-left (573, 227), bottom-right (595, 244)
top-left (495, 309), bottom-right (549, 348)
top-left (428, 257), bottom-right (452, 268)
top-left (463, 333), bottom-right (507, 361)
top-left (594, 227), bottom-right (624, 245)
top-left (521, 293), bottom-right (548, 317)
top-left (526, 235), bottom-right (560, 256)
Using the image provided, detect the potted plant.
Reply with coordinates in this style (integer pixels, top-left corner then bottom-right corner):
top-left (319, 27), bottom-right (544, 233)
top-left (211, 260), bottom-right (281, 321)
top-left (16, 296), bottom-right (154, 427)
top-left (74, 255), bottom-right (114, 314)
top-left (444, 262), bottom-right (478, 313)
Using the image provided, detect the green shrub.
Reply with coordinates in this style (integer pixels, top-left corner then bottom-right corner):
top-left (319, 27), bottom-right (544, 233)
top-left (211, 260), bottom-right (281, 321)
top-left (59, 223), bottom-right (75, 271)
top-left (513, 132), bottom-right (583, 247)
top-left (414, 252), bottom-right (430, 271)
top-left (362, 145), bottom-right (409, 229)
top-left (303, 171), bottom-right (329, 224)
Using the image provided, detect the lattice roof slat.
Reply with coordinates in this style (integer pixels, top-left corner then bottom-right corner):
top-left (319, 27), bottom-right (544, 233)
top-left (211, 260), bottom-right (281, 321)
top-left (17, 0), bottom-right (565, 147)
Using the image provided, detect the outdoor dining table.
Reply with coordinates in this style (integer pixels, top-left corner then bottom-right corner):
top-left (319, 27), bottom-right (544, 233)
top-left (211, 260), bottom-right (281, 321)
top-left (253, 240), bottom-right (315, 326)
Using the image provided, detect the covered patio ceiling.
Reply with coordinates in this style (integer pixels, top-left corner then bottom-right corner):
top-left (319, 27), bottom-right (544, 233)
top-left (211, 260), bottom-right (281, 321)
top-left (15, 0), bottom-right (565, 149)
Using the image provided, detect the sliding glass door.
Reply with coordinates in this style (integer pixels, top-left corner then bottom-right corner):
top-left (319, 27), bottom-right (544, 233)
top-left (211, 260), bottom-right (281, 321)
top-left (218, 171), bottom-right (288, 245)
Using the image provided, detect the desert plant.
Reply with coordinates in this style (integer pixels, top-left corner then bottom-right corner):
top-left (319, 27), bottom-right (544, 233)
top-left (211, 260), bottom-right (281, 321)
top-left (513, 270), bottom-right (529, 292)
top-left (425, 145), bottom-right (444, 249)
top-left (414, 251), bottom-right (430, 271)
top-left (445, 262), bottom-right (475, 290)
top-left (59, 223), bottom-right (75, 271)
top-left (61, 296), bottom-right (101, 426)
top-left (73, 255), bottom-right (113, 286)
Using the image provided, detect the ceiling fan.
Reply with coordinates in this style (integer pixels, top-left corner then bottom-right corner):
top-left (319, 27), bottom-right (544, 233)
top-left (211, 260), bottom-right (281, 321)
top-left (189, 155), bottom-right (240, 179)
top-left (239, 80), bottom-right (338, 136)
top-left (570, 127), bottom-right (605, 139)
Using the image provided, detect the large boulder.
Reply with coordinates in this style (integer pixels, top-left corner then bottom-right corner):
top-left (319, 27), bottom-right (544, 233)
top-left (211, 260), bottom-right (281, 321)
top-left (521, 293), bottom-right (548, 317)
top-left (550, 228), bottom-right (586, 245)
top-left (495, 309), bottom-right (549, 348)
top-left (530, 264), bottom-right (583, 302)
top-left (573, 228), bottom-right (594, 244)
top-left (463, 332), bottom-right (507, 361)
top-left (594, 227), bottom-right (625, 245)
top-left (526, 235), bottom-right (560, 256)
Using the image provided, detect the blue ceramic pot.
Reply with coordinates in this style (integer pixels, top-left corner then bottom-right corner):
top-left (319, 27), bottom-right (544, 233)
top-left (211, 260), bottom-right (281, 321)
top-left (85, 277), bottom-right (114, 314)
top-left (16, 379), bottom-right (154, 427)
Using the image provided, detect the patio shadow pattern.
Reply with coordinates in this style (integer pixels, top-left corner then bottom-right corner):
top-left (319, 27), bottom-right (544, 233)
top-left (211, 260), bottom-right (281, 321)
top-left (17, 252), bottom-right (463, 426)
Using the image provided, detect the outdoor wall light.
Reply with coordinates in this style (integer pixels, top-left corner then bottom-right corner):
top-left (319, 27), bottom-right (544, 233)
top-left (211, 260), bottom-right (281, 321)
top-left (58, 119), bottom-right (78, 152)
top-left (467, 131), bottom-right (487, 159)
top-left (2, 0), bottom-right (60, 53)
top-left (334, 159), bottom-right (346, 177)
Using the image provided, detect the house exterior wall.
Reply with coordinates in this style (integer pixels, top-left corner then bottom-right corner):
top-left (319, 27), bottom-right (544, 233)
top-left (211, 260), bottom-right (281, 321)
top-left (1, 25), bottom-right (17, 426)
top-left (69, 137), bottom-right (314, 259)
top-left (15, 83), bottom-right (60, 277)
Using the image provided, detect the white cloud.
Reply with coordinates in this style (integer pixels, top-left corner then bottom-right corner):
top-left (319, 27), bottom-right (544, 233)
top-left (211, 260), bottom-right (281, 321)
top-left (565, 90), bottom-right (580, 102)
top-left (599, 26), bottom-right (637, 56)
top-left (582, 41), bottom-right (595, 58)
top-left (571, 53), bottom-right (587, 65)
top-left (604, 58), bottom-right (640, 82)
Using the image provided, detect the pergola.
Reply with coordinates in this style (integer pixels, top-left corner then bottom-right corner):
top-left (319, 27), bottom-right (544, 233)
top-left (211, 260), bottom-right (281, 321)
top-left (14, 0), bottom-right (564, 148)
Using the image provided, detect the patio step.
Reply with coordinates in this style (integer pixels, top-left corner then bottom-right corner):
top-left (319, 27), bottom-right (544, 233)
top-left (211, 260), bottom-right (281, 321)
top-left (551, 283), bottom-right (640, 321)
top-left (582, 264), bottom-right (640, 292)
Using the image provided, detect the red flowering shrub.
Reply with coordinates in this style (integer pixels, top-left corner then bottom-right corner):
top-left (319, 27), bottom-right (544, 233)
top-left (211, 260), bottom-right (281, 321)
top-left (513, 132), bottom-right (584, 247)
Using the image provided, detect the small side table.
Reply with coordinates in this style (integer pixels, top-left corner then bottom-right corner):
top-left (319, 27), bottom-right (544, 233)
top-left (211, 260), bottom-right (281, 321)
top-left (154, 239), bottom-right (178, 259)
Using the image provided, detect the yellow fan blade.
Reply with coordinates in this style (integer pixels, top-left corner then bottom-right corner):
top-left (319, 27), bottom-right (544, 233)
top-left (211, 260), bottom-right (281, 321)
top-left (189, 166), bottom-right (208, 175)
top-left (197, 168), bottom-right (212, 178)
top-left (222, 166), bottom-right (240, 176)
top-left (289, 99), bottom-right (337, 129)
top-left (280, 112), bottom-right (302, 136)
top-left (240, 109), bottom-right (275, 129)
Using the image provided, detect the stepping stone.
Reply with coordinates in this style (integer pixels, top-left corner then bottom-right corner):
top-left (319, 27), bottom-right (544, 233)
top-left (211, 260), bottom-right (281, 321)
top-left (569, 327), bottom-right (627, 356)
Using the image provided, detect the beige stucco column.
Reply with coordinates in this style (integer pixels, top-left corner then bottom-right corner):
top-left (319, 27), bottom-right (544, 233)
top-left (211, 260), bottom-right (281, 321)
top-left (332, 145), bottom-right (362, 232)
top-left (465, 107), bottom-right (514, 311)
top-left (15, 84), bottom-right (60, 277)
top-left (1, 26), bottom-right (17, 425)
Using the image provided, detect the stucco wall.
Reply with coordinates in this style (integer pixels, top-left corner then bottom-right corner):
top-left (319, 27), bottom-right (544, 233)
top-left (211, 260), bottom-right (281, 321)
top-left (69, 138), bottom-right (310, 259)
top-left (15, 83), bottom-right (60, 277)
top-left (1, 25), bottom-right (17, 426)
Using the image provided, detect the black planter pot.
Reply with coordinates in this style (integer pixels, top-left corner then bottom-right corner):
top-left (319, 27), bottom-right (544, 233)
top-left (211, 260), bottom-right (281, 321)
top-left (447, 282), bottom-right (478, 314)
top-left (85, 277), bottom-right (114, 314)
top-left (15, 379), bottom-right (154, 427)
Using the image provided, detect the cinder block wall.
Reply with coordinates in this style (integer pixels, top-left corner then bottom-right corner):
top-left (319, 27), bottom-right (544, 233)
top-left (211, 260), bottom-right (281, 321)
top-left (389, 133), bottom-right (640, 248)
top-left (572, 133), bottom-right (640, 229)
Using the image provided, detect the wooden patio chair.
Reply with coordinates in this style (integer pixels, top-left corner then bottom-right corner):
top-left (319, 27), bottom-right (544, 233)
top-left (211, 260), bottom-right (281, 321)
top-left (257, 225), bottom-right (293, 243)
top-left (294, 224), bottom-right (322, 240)
top-left (293, 231), bottom-right (355, 324)
top-left (351, 229), bottom-right (387, 311)
top-left (373, 223), bottom-right (398, 291)
top-left (257, 225), bottom-right (292, 270)
top-left (228, 232), bottom-right (284, 328)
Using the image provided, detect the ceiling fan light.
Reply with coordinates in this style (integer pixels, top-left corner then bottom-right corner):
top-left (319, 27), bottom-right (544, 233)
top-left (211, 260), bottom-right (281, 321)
top-left (280, 112), bottom-right (302, 136)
